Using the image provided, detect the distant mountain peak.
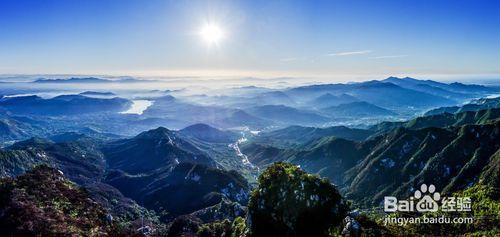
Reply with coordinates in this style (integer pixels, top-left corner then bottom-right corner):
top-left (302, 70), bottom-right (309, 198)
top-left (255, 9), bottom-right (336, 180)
top-left (79, 91), bottom-right (116, 96)
top-left (356, 80), bottom-right (400, 89)
top-left (181, 123), bottom-right (217, 132)
top-left (135, 127), bottom-right (175, 140)
top-left (33, 77), bottom-right (146, 83)
top-left (156, 95), bottom-right (176, 102)
top-left (180, 123), bottom-right (237, 143)
top-left (385, 76), bottom-right (415, 80)
top-left (324, 101), bottom-right (396, 117)
top-left (316, 92), bottom-right (336, 99)
top-left (9, 137), bottom-right (54, 149)
top-left (34, 77), bottom-right (108, 83)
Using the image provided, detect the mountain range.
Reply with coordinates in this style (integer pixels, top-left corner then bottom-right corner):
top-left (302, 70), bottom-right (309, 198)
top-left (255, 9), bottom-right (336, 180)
top-left (0, 76), bottom-right (499, 236)
top-left (246, 125), bottom-right (373, 148)
top-left (0, 124), bottom-right (250, 223)
top-left (425, 96), bottom-right (500, 116)
top-left (0, 94), bottom-right (131, 116)
top-left (308, 93), bottom-right (359, 108)
top-left (2, 76), bottom-right (497, 133)
top-left (246, 105), bottom-right (331, 126)
top-left (33, 77), bottom-right (147, 83)
top-left (241, 107), bottom-right (500, 206)
top-left (323, 101), bottom-right (396, 117)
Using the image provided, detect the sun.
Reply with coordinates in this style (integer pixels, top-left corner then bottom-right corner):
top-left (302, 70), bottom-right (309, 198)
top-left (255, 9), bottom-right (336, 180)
top-left (200, 23), bottom-right (225, 45)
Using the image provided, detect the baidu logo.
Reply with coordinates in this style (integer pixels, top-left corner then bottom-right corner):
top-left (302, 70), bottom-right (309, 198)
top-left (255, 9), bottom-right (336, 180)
top-left (384, 184), bottom-right (470, 213)
top-left (414, 184), bottom-right (440, 212)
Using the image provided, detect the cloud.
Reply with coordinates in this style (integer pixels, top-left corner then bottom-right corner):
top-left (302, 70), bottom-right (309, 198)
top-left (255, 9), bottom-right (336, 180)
top-left (327, 50), bottom-right (372, 56)
top-left (280, 57), bottom-right (299, 62)
top-left (280, 57), bottom-right (316, 63)
top-left (370, 55), bottom-right (408, 59)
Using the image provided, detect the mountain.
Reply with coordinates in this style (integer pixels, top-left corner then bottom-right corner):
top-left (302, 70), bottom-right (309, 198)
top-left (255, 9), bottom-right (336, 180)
top-left (140, 163), bottom-right (250, 217)
top-left (48, 132), bottom-right (95, 143)
top-left (448, 82), bottom-right (498, 94)
top-left (0, 123), bottom-right (254, 222)
top-left (167, 163), bottom-right (389, 236)
top-left (345, 121), bottom-right (499, 206)
top-left (410, 83), bottom-right (472, 100)
top-left (323, 101), bottom-right (396, 117)
top-left (309, 93), bottom-right (359, 108)
top-left (79, 91), bottom-right (116, 96)
top-left (0, 101), bottom-right (497, 236)
top-left (403, 108), bottom-right (499, 129)
top-left (242, 135), bottom-right (372, 186)
top-left (100, 127), bottom-right (253, 219)
top-left (0, 115), bottom-right (122, 145)
top-left (286, 83), bottom-right (349, 101)
top-left (33, 77), bottom-right (145, 83)
top-left (240, 107), bottom-right (500, 207)
top-left (0, 126), bottom-right (250, 222)
top-left (288, 137), bottom-right (373, 185)
top-left (0, 95), bottom-right (132, 116)
top-left (105, 162), bottom-right (250, 218)
top-left (179, 123), bottom-right (238, 143)
top-left (0, 138), bottom-right (155, 222)
top-left (423, 106), bottom-right (461, 116)
top-left (480, 150), bottom-right (500, 188)
top-left (347, 81), bottom-right (455, 109)
top-left (103, 127), bottom-right (215, 175)
top-left (0, 166), bottom-right (145, 236)
top-left (247, 91), bottom-right (296, 106)
top-left (214, 110), bottom-right (273, 129)
top-left (240, 143), bottom-right (292, 167)
top-left (34, 77), bottom-right (109, 83)
top-left (382, 77), bottom-right (471, 101)
top-left (143, 95), bottom-right (242, 129)
top-left (383, 76), bottom-right (497, 95)
top-left (372, 107), bottom-right (500, 134)
top-left (54, 128), bottom-right (122, 141)
top-left (0, 113), bottom-right (74, 145)
top-left (1, 137), bottom-right (105, 184)
top-left (247, 121), bottom-right (499, 208)
top-left (249, 125), bottom-right (373, 148)
top-left (247, 162), bottom-right (348, 237)
top-left (0, 117), bottom-right (40, 142)
top-left (0, 139), bottom-right (53, 177)
top-left (287, 80), bottom-right (455, 110)
top-left (106, 170), bottom-right (249, 221)
top-left (246, 105), bottom-right (330, 126)
top-left (424, 96), bottom-right (500, 116)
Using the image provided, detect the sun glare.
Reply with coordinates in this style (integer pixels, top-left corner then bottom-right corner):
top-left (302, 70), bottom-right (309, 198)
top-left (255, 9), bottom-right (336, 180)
top-left (200, 23), bottom-right (225, 45)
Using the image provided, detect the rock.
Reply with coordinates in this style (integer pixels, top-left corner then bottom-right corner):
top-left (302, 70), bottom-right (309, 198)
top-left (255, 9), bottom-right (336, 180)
top-left (342, 216), bottom-right (361, 237)
top-left (105, 213), bottom-right (113, 224)
top-left (349, 209), bottom-right (360, 218)
top-left (137, 225), bottom-right (152, 236)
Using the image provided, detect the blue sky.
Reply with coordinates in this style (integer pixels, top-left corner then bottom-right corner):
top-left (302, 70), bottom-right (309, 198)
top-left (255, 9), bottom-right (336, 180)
top-left (1, 0), bottom-right (499, 80)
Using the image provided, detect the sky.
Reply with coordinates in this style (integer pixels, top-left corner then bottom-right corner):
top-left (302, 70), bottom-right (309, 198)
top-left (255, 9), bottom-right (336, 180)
top-left (1, 0), bottom-right (500, 80)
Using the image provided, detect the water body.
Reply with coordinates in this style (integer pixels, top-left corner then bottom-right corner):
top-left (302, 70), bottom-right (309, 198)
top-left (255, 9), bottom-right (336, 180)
top-left (229, 132), bottom-right (259, 172)
top-left (120, 100), bottom-right (153, 115)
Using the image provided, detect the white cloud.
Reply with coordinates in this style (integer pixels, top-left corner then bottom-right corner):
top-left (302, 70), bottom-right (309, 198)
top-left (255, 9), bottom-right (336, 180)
top-left (370, 55), bottom-right (408, 59)
top-left (327, 50), bottom-right (372, 56)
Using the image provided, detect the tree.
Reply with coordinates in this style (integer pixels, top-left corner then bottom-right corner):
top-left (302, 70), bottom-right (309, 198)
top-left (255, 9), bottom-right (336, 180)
top-left (247, 162), bottom-right (348, 237)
